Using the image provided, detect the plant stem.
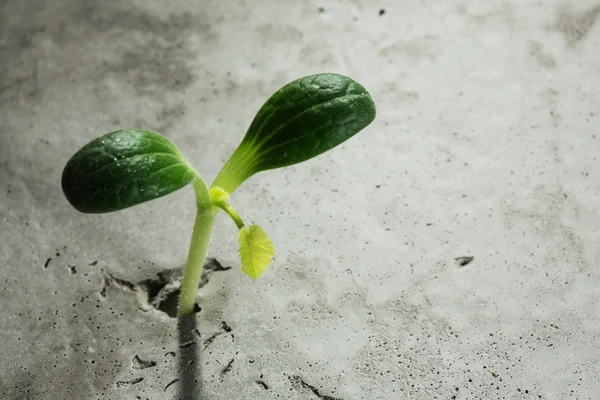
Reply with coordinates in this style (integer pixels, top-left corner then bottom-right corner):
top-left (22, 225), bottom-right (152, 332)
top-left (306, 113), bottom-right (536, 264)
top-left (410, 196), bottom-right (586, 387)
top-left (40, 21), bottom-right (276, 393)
top-left (212, 143), bottom-right (257, 194)
top-left (218, 202), bottom-right (244, 229)
top-left (177, 179), bottom-right (217, 318)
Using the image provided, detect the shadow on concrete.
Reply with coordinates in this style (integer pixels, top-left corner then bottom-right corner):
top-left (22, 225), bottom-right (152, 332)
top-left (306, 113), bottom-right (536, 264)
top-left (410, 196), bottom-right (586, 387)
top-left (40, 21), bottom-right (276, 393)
top-left (178, 315), bottom-right (202, 400)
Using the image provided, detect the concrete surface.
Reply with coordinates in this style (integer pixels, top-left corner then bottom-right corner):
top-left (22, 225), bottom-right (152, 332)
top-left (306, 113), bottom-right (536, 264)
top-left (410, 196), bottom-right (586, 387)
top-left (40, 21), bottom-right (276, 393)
top-left (1, 0), bottom-right (599, 399)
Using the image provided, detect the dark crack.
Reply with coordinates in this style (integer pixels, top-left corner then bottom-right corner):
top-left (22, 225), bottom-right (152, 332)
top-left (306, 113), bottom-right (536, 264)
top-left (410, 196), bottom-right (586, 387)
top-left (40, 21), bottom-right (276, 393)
top-left (202, 321), bottom-right (233, 350)
top-left (179, 339), bottom-right (196, 349)
top-left (43, 258), bottom-right (51, 268)
top-left (289, 375), bottom-right (343, 400)
top-left (99, 274), bottom-right (109, 298)
top-left (199, 258), bottom-right (232, 287)
top-left (256, 380), bottom-right (269, 390)
top-left (104, 270), bottom-right (136, 291)
top-left (99, 270), bottom-right (136, 298)
top-left (164, 378), bottom-right (179, 392)
top-left (131, 355), bottom-right (156, 370)
top-left (115, 377), bottom-right (143, 388)
top-left (220, 359), bottom-right (234, 378)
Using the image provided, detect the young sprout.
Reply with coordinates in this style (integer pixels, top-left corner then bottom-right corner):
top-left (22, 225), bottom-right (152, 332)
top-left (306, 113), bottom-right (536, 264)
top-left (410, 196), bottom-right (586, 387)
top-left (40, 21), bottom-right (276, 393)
top-left (61, 73), bottom-right (376, 317)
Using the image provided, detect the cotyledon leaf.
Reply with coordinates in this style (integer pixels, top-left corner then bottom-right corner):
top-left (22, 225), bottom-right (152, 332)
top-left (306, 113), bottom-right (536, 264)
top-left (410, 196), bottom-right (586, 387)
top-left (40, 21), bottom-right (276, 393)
top-left (212, 73), bottom-right (376, 193)
top-left (61, 129), bottom-right (198, 213)
top-left (238, 225), bottom-right (275, 279)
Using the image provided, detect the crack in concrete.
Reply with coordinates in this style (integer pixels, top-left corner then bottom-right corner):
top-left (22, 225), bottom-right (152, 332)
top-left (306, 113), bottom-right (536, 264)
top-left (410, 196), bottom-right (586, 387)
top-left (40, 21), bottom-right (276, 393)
top-left (289, 375), bottom-right (343, 400)
top-left (106, 271), bottom-right (137, 291)
top-left (202, 321), bottom-right (233, 350)
top-left (164, 378), bottom-right (179, 392)
top-left (198, 258), bottom-right (231, 287)
top-left (99, 270), bottom-right (136, 298)
top-left (97, 258), bottom-right (231, 318)
top-left (179, 339), bottom-right (196, 349)
top-left (255, 380), bottom-right (269, 390)
top-left (115, 377), bottom-right (143, 388)
top-left (220, 358), bottom-right (234, 378)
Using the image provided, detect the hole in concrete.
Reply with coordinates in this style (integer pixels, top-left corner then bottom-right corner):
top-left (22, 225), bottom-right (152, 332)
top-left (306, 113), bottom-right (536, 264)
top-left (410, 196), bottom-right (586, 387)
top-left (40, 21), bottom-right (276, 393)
top-left (100, 258), bottom-right (230, 318)
top-left (131, 355), bottom-right (157, 370)
top-left (454, 256), bottom-right (474, 267)
top-left (144, 259), bottom-right (230, 318)
top-left (156, 290), bottom-right (182, 318)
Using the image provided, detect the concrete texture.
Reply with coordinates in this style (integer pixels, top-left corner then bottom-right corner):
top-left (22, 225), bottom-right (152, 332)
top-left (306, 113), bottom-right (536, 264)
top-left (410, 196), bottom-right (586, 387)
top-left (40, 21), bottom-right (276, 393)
top-left (1, 0), bottom-right (599, 399)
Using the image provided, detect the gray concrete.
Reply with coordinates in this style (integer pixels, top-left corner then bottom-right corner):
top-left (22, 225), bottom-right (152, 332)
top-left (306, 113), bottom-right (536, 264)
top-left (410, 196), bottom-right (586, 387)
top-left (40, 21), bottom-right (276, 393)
top-left (1, 0), bottom-right (599, 399)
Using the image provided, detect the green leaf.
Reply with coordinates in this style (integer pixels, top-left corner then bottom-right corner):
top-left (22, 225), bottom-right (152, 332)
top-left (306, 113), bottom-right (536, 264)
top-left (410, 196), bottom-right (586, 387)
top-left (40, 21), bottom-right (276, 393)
top-left (61, 129), bottom-right (197, 213)
top-left (213, 73), bottom-right (376, 193)
top-left (238, 225), bottom-right (275, 279)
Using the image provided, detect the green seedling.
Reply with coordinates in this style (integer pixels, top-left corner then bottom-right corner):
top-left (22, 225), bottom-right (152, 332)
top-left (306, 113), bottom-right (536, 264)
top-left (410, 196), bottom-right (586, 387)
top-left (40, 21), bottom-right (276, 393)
top-left (61, 73), bottom-right (376, 317)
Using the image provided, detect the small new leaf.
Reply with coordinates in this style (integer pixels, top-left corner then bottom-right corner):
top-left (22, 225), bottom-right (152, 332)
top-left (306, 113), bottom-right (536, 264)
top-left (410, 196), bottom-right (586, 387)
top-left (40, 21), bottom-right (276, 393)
top-left (238, 225), bottom-right (275, 279)
top-left (62, 129), bottom-right (197, 213)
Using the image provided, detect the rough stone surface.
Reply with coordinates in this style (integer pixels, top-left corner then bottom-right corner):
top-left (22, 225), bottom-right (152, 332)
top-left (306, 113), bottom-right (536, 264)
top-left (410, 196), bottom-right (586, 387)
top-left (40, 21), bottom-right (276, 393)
top-left (1, 1), bottom-right (599, 399)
